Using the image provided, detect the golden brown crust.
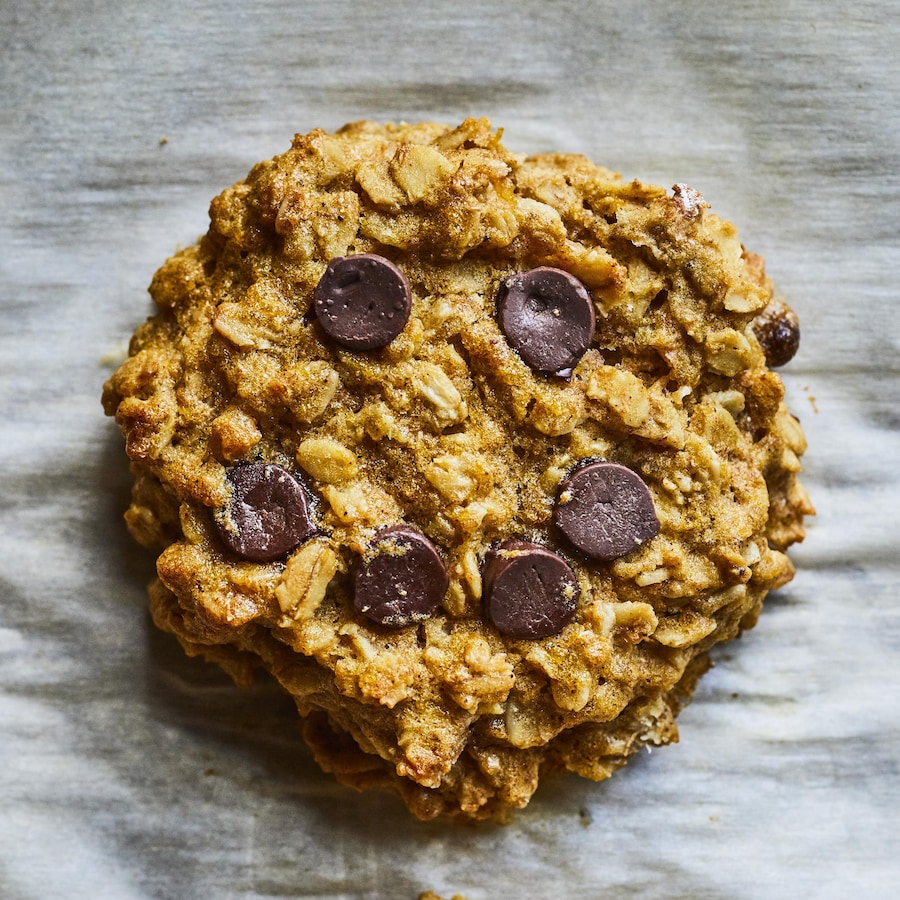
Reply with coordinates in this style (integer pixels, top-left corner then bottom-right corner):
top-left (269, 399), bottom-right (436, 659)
top-left (104, 118), bottom-right (812, 820)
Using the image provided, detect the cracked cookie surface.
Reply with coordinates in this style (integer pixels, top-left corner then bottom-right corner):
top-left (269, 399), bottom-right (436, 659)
top-left (103, 118), bottom-right (813, 820)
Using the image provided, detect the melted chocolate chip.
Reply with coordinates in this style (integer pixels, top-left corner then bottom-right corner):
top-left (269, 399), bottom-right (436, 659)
top-left (314, 254), bottom-right (411, 350)
top-left (353, 526), bottom-right (449, 627)
top-left (216, 462), bottom-right (316, 562)
top-left (497, 267), bottom-right (595, 374)
top-left (483, 540), bottom-right (579, 639)
top-left (553, 461), bottom-right (659, 561)
top-left (752, 299), bottom-right (800, 367)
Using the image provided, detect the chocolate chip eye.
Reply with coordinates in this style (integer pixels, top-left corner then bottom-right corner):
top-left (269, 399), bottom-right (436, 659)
top-left (215, 462), bottom-right (317, 562)
top-left (483, 540), bottom-right (579, 639)
top-left (353, 526), bottom-right (449, 627)
top-left (497, 267), bottom-right (595, 374)
top-left (752, 299), bottom-right (800, 368)
top-left (553, 461), bottom-right (659, 561)
top-left (314, 254), bottom-right (412, 350)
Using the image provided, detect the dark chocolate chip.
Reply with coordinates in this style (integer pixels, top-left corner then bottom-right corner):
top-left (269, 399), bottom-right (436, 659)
top-left (497, 267), bottom-right (595, 374)
top-left (553, 461), bottom-right (659, 561)
top-left (483, 540), bottom-right (579, 639)
top-left (752, 299), bottom-right (800, 367)
top-left (353, 526), bottom-right (449, 627)
top-left (215, 462), bottom-right (316, 562)
top-left (314, 254), bottom-right (411, 350)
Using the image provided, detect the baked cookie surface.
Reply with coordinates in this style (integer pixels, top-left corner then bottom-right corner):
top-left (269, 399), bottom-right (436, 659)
top-left (102, 118), bottom-right (813, 820)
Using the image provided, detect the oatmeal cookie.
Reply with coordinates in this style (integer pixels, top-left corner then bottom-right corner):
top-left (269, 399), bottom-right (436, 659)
top-left (102, 118), bottom-right (813, 820)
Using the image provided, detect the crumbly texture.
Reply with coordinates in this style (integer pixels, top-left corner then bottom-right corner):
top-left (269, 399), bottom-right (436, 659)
top-left (102, 118), bottom-right (813, 821)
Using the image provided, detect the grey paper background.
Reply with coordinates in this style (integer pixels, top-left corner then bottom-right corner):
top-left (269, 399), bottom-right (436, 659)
top-left (2, 1), bottom-right (898, 897)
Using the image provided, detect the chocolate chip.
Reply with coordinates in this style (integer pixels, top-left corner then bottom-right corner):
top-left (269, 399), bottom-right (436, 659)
top-left (497, 267), bottom-right (595, 374)
top-left (314, 254), bottom-right (411, 350)
top-left (483, 540), bottom-right (579, 639)
top-left (752, 299), bottom-right (800, 367)
top-left (553, 461), bottom-right (659, 561)
top-left (353, 526), bottom-right (448, 627)
top-left (215, 462), bottom-right (316, 562)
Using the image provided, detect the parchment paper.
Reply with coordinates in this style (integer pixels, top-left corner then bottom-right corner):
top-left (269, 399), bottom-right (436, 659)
top-left (2, 1), bottom-right (898, 897)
